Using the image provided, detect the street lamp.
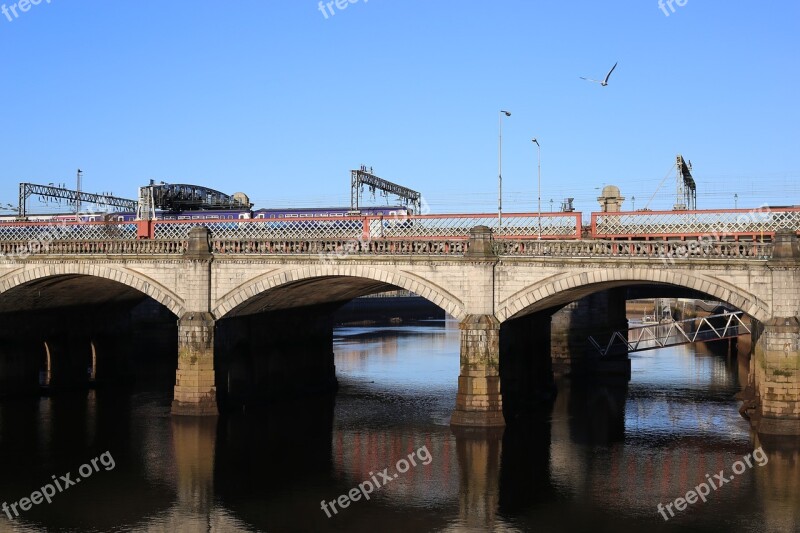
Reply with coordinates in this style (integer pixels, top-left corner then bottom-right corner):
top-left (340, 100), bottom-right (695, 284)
top-left (632, 195), bottom-right (636, 211)
top-left (549, 198), bottom-right (553, 212)
top-left (532, 138), bottom-right (541, 239)
top-left (734, 193), bottom-right (738, 209)
top-left (498, 110), bottom-right (511, 224)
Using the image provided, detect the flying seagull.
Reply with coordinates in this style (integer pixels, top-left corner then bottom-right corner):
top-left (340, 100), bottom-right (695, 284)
top-left (580, 62), bottom-right (618, 86)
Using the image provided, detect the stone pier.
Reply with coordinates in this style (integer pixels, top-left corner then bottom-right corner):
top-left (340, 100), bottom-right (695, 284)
top-left (452, 226), bottom-right (505, 427)
top-left (550, 288), bottom-right (630, 378)
top-left (452, 314), bottom-right (504, 427)
top-left (748, 231), bottom-right (800, 437)
top-left (172, 227), bottom-right (218, 416)
top-left (172, 313), bottom-right (218, 416)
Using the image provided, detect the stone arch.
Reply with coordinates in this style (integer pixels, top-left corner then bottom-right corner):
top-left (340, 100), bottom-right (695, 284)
top-left (213, 264), bottom-right (466, 320)
top-left (497, 268), bottom-right (771, 323)
top-left (0, 263), bottom-right (184, 317)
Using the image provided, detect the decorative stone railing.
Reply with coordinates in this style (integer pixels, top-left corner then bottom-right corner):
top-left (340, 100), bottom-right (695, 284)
top-left (493, 239), bottom-right (774, 260)
top-left (0, 239), bottom-right (187, 257)
top-left (0, 238), bottom-right (774, 260)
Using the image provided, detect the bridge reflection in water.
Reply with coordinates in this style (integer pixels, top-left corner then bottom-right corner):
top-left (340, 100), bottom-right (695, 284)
top-left (0, 324), bottom-right (798, 531)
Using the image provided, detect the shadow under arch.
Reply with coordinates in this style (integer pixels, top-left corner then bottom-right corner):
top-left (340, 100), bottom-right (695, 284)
top-left (0, 264), bottom-right (184, 317)
top-left (0, 269), bottom-right (183, 395)
top-left (497, 268), bottom-right (771, 323)
top-left (212, 266), bottom-right (466, 320)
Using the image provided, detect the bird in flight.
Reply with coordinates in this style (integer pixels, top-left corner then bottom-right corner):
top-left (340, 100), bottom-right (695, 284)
top-left (580, 62), bottom-right (618, 86)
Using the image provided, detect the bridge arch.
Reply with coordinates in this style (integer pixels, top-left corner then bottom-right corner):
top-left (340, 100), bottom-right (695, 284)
top-left (498, 268), bottom-right (771, 323)
top-left (0, 263), bottom-right (185, 317)
top-left (213, 264), bottom-right (466, 320)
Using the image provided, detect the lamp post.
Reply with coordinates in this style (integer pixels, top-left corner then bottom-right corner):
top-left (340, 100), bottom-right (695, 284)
top-left (75, 169), bottom-right (83, 217)
top-left (532, 138), bottom-right (541, 239)
top-left (498, 110), bottom-right (511, 224)
top-left (632, 195), bottom-right (636, 211)
top-left (549, 198), bottom-right (553, 212)
top-left (734, 193), bottom-right (738, 209)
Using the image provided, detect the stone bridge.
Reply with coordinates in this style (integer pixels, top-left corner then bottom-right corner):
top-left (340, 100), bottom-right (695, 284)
top-left (0, 226), bottom-right (798, 438)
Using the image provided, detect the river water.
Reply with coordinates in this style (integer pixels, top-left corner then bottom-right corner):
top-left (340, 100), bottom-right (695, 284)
top-left (0, 319), bottom-right (798, 532)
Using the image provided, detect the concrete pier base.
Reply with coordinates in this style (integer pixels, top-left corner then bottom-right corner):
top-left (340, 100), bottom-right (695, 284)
top-left (451, 315), bottom-right (505, 428)
top-left (172, 313), bottom-right (218, 416)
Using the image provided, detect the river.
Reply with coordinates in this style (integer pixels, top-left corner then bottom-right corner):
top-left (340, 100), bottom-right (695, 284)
top-left (0, 319), bottom-right (797, 532)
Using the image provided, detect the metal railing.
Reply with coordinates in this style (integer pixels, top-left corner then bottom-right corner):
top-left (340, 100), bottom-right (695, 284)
top-left (152, 212), bottom-right (583, 241)
top-left (0, 207), bottom-right (797, 251)
top-left (589, 311), bottom-right (751, 356)
top-left (0, 220), bottom-right (138, 241)
top-left (592, 207), bottom-right (800, 240)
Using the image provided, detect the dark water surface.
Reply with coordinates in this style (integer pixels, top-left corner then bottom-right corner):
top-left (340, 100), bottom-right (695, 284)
top-left (0, 320), bottom-right (798, 532)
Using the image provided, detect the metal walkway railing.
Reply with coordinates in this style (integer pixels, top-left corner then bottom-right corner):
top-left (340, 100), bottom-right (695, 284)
top-left (589, 311), bottom-right (751, 356)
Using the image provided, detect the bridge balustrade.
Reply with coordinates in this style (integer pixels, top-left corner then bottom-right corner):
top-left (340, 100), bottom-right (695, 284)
top-left (494, 239), bottom-right (773, 259)
top-left (0, 237), bottom-right (776, 260)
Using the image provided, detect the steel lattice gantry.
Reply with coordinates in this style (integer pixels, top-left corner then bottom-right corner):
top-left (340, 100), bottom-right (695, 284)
top-left (18, 183), bottom-right (138, 218)
top-left (350, 166), bottom-right (422, 214)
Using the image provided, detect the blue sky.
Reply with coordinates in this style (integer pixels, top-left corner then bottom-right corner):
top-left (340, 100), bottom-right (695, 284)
top-left (1, 1), bottom-right (798, 215)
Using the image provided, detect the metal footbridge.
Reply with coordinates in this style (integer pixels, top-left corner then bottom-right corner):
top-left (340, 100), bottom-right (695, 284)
top-left (589, 311), bottom-right (752, 356)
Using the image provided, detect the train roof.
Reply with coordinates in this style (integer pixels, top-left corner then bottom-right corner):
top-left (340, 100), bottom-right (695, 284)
top-left (253, 206), bottom-right (407, 211)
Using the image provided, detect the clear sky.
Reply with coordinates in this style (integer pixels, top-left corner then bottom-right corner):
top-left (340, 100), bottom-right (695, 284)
top-left (1, 1), bottom-right (798, 215)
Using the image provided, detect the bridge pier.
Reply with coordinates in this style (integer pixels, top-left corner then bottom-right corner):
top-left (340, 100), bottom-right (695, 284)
top-left (452, 226), bottom-right (505, 428)
top-left (550, 289), bottom-right (630, 378)
top-left (451, 315), bottom-right (505, 427)
top-left (172, 227), bottom-right (218, 416)
top-left (748, 230), bottom-right (800, 437)
top-left (750, 317), bottom-right (800, 437)
top-left (172, 313), bottom-right (218, 416)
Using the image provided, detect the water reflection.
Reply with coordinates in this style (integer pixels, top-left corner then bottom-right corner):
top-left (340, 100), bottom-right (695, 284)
top-left (0, 321), bottom-right (797, 532)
